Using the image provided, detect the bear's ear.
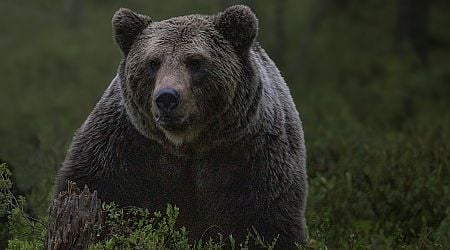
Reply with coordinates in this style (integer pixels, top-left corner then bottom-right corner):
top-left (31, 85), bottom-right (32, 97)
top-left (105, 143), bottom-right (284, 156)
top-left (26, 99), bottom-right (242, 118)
top-left (215, 5), bottom-right (258, 56)
top-left (112, 8), bottom-right (152, 55)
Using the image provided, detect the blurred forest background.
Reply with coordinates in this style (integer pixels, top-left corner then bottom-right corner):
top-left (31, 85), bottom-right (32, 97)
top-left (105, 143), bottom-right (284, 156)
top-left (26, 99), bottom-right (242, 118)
top-left (0, 0), bottom-right (449, 248)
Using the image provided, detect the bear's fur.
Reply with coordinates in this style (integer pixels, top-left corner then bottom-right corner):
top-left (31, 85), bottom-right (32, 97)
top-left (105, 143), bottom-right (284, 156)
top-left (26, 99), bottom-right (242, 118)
top-left (55, 5), bottom-right (308, 248)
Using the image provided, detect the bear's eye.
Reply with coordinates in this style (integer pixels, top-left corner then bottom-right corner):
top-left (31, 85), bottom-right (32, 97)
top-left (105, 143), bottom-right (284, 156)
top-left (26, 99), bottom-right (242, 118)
top-left (148, 60), bottom-right (161, 73)
top-left (185, 55), bottom-right (205, 72)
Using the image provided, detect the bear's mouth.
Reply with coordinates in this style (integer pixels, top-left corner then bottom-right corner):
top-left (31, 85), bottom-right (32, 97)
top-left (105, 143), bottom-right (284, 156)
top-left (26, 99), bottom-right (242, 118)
top-left (155, 115), bottom-right (186, 131)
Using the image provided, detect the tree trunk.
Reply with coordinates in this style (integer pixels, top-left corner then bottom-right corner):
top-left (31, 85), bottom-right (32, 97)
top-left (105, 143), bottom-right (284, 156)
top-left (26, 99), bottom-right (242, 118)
top-left (45, 182), bottom-right (102, 250)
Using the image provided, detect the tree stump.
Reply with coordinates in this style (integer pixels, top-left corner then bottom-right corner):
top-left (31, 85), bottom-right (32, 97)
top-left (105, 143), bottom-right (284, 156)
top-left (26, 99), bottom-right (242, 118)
top-left (46, 182), bottom-right (102, 250)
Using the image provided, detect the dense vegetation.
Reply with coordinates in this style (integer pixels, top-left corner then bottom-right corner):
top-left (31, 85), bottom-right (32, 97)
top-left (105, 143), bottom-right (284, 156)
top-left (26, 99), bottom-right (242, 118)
top-left (1, 0), bottom-right (449, 248)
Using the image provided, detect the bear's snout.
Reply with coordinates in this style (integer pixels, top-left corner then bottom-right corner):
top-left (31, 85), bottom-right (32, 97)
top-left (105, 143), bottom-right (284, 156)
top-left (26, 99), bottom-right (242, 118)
top-left (155, 88), bottom-right (180, 112)
top-left (153, 87), bottom-right (187, 131)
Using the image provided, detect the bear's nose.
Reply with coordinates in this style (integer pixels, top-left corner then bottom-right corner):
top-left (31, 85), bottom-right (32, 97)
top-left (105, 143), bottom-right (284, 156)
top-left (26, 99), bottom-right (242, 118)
top-left (155, 88), bottom-right (180, 112)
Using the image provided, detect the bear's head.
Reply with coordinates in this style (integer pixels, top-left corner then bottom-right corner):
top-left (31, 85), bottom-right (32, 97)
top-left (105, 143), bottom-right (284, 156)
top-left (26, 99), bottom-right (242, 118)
top-left (113, 6), bottom-right (259, 150)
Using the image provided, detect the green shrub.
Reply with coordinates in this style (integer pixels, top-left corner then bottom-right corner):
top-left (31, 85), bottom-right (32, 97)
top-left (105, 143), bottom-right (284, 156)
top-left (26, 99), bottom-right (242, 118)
top-left (1, 163), bottom-right (46, 249)
top-left (91, 203), bottom-right (280, 249)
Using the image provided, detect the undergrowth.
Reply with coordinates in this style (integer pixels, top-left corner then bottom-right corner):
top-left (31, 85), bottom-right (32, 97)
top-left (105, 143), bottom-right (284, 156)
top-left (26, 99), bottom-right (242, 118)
top-left (1, 163), bottom-right (285, 249)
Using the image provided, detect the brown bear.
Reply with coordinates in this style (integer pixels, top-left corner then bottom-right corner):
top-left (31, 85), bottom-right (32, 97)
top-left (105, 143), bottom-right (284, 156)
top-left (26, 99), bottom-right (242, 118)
top-left (54, 5), bottom-right (308, 248)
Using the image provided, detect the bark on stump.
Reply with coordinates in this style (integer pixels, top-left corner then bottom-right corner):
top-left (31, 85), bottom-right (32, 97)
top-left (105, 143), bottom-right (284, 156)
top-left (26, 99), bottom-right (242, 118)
top-left (46, 182), bottom-right (102, 250)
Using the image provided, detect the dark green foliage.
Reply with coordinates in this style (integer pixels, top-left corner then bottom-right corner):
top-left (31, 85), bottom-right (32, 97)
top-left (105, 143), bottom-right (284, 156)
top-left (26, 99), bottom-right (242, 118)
top-left (0, 164), bottom-right (46, 249)
top-left (91, 203), bottom-right (192, 249)
top-left (0, 0), bottom-right (449, 248)
top-left (90, 203), bottom-right (278, 249)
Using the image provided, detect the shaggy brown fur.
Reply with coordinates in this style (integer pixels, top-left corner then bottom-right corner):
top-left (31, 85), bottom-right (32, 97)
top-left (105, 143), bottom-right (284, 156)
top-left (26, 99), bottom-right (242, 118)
top-left (55, 5), bottom-right (308, 248)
